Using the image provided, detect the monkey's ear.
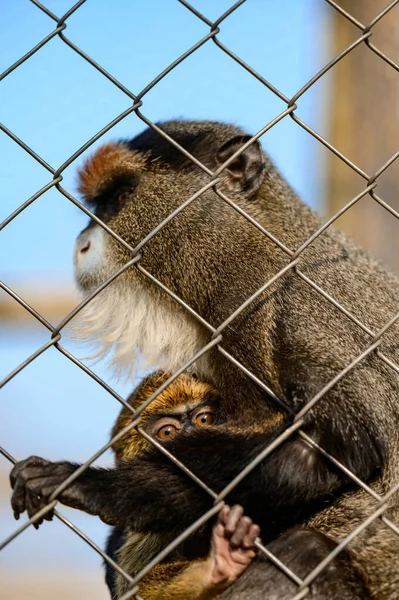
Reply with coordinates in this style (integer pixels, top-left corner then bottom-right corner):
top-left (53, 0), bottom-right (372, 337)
top-left (215, 135), bottom-right (265, 198)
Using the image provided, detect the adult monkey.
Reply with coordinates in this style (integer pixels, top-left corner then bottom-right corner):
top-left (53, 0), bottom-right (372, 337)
top-left (15, 121), bottom-right (399, 596)
top-left (73, 120), bottom-right (398, 598)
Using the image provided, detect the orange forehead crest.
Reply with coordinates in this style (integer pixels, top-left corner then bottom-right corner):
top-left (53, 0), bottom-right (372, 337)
top-left (77, 142), bottom-right (147, 201)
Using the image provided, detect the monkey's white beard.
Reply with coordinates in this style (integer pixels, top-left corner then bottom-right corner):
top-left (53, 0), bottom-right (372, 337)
top-left (71, 281), bottom-right (208, 377)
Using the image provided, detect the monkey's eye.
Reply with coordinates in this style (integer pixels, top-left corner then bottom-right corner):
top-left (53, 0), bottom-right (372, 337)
top-left (193, 411), bottom-right (215, 427)
top-left (156, 423), bottom-right (180, 440)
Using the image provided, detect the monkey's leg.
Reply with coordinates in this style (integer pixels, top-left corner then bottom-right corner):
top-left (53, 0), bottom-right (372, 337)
top-left (219, 528), bottom-right (370, 600)
top-left (136, 505), bottom-right (259, 600)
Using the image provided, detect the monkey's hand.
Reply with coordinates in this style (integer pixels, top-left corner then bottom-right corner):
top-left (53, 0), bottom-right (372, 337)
top-left (209, 504), bottom-right (259, 587)
top-left (154, 505), bottom-right (260, 600)
top-left (9, 456), bottom-right (119, 528)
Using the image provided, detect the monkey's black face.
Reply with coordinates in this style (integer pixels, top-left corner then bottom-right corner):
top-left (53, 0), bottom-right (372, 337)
top-left (112, 370), bottom-right (223, 461)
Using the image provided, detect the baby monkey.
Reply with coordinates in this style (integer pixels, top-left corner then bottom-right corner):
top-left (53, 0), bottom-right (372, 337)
top-left (109, 371), bottom-right (260, 599)
top-left (10, 372), bottom-right (259, 600)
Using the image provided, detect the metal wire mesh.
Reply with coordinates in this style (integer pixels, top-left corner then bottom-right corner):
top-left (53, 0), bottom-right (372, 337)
top-left (1, 1), bottom-right (399, 598)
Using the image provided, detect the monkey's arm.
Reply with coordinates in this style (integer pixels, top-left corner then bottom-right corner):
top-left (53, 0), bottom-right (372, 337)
top-left (10, 424), bottom-right (378, 533)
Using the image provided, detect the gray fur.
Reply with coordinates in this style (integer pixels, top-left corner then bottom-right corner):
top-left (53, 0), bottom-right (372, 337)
top-left (75, 120), bottom-right (399, 598)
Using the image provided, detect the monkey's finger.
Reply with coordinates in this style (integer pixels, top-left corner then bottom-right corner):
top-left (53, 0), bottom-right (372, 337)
top-left (218, 504), bottom-right (231, 526)
top-left (242, 524), bottom-right (260, 549)
top-left (24, 477), bottom-right (58, 523)
top-left (212, 522), bottom-right (226, 544)
top-left (10, 456), bottom-right (49, 489)
top-left (29, 478), bottom-right (67, 506)
top-left (25, 487), bottom-right (45, 529)
top-left (11, 467), bottom-right (51, 518)
top-left (11, 469), bottom-right (45, 519)
top-left (230, 515), bottom-right (253, 548)
top-left (224, 505), bottom-right (244, 538)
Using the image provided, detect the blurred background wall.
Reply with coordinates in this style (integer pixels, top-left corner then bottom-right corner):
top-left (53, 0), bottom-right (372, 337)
top-left (1, 1), bottom-right (398, 598)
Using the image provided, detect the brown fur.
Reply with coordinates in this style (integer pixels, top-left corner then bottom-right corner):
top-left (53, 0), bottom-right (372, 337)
top-left (111, 372), bottom-right (222, 460)
top-left (74, 120), bottom-right (399, 598)
top-left (77, 142), bottom-right (147, 202)
top-left (112, 371), bottom-right (286, 462)
top-left (115, 531), bottom-right (194, 599)
top-left (136, 559), bottom-right (224, 600)
top-left (111, 372), bottom-right (271, 599)
top-left (111, 373), bottom-right (221, 599)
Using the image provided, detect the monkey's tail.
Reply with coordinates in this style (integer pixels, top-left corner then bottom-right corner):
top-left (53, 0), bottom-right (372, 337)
top-left (76, 142), bottom-right (147, 203)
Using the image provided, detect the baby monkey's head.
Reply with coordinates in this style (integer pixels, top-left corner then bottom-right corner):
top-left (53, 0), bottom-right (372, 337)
top-left (111, 371), bottom-right (222, 462)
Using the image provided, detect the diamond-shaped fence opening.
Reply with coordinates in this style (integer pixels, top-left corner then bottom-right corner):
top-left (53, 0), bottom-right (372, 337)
top-left (1, 1), bottom-right (399, 599)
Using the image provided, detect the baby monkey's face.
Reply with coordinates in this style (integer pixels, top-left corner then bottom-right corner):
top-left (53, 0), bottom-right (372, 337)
top-left (111, 372), bottom-right (222, 462)
top-left (147, 402), bottom-right (217, 441)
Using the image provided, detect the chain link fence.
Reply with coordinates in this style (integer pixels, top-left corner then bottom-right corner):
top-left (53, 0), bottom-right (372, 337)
top-left (1, 1), bottom-right (399, 598)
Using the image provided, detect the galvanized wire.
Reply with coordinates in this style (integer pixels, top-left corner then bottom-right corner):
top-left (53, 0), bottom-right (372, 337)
top-left (1, 1), bottom-right (399, 599)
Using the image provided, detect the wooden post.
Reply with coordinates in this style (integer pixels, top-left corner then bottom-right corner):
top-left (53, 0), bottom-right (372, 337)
top-left (325, 1), bottom-right (399, 272)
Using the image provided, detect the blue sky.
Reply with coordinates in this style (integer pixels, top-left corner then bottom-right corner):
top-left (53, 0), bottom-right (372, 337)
top-left (1, 0), bottom-right (330, 283)
top-left (0, 0), bottom-right (330, 589)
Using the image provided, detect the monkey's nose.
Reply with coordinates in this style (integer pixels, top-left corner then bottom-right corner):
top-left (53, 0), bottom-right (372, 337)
top-left (80, 240), bottom-right (91, 254)
top-left (74, 226), bottom-right (104, 280)
top-left (76, 231), bottom-right (92, 255)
